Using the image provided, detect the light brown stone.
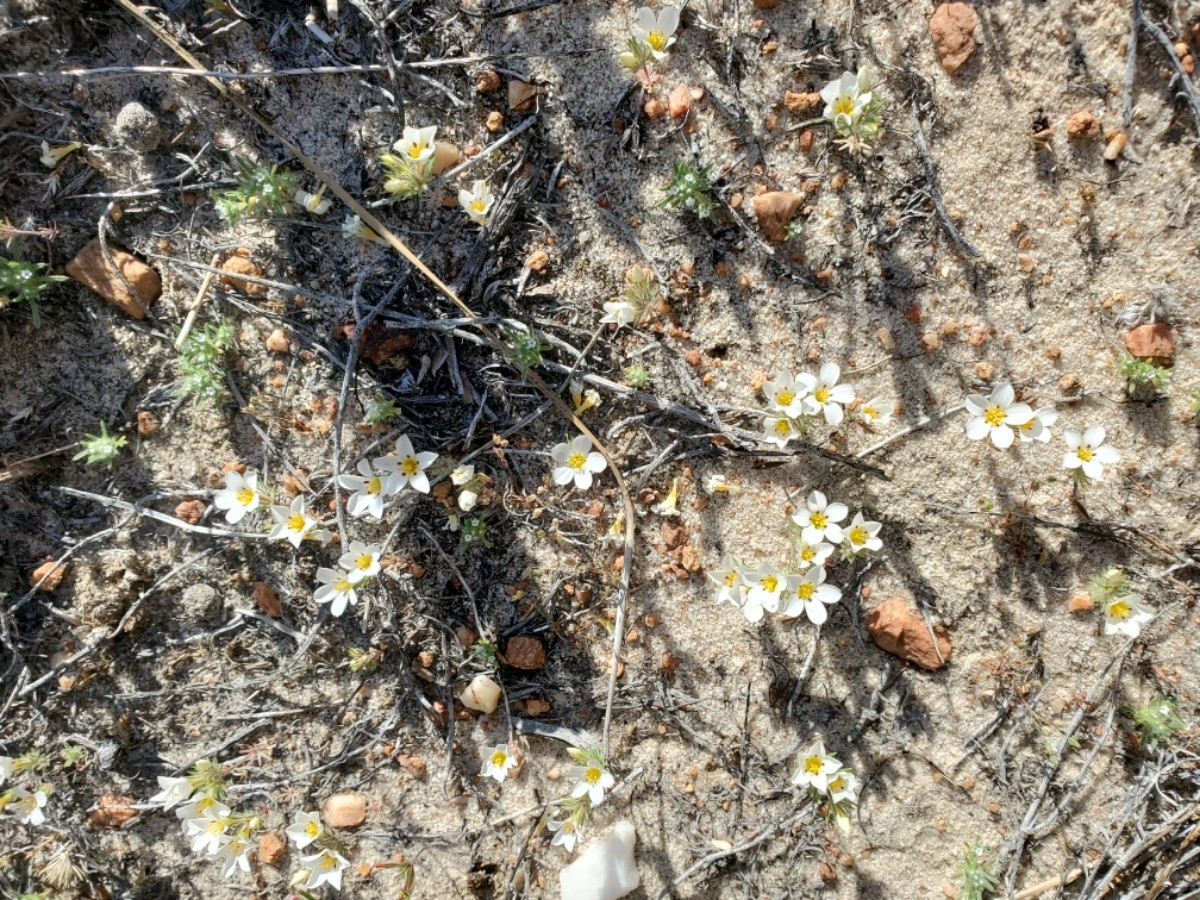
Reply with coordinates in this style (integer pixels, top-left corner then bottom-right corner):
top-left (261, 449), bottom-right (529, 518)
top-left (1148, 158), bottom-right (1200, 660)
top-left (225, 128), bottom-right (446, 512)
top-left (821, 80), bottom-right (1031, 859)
top-left (31, 559), bottom-right (66, 591)
top-left (219, 250), bottom-right (266, 296)
top-left (784, 91), bottom-right (821, 115)
top-left (752, 0), bottom-right (778, 7)
top-left (321, 792), bottom-right (367, 828)
top-left (88, 794), bottom-right (139, 828)
top-left (508, 80), bottom-right (536, 112)
top-left (431, 141), bottom-right (459, 175)
top-left (254, 581), bottom-right (282, 618)
top-left (930, 3), bottom-right (978, 74)
top-left (526, 249), bottom-right (550, 272)
top-left (643, 97), bottom-right (667, 119)
top-left (668, 83), bottom-right (693, 118)
top-left (485, 111), bottom-right (505, 132)
top-left (266, 328), bottom-right (290, 353)
top-left (867, 597), bottom-right (952, 670)
top-left (258, 831), bottom-right (286, 865)
top-left (174, 498), bottom-right (205, 524)
top-left (460, 674), bottom-right (501, 712)
top-left (474, 70), bottom-right (502, 93)
top-left (1066, 109), bottom-right (1101, 140)
top-left (65, 238), bottom-right (161, 319)
top-left (506, 636), bottom-right (546, 670)
top-left (1124, 322), bottom-right (1174, 358)
top-left (136, 410), bottom-right (159, 436)
top-left (752, 191), bottom-right (802, 241)
top-left (1068, 594), bottom-right (1095, 613)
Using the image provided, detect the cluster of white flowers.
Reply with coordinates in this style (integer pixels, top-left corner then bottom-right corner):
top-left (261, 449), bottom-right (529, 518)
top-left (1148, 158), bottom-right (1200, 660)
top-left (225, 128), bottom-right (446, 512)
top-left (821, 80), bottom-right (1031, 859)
top-left (551, 434), bottom-right (608, 491)
top-left (791, 738), bottom-right (860, 832)
top-left (314, 541), bottom-right (382, 617)
top-left (762, 364), bottom-right (856, 446)
top-left (820, 69), bottom-right (885, 144)
top-left (964, 383), bottom-right (1119, 482)
top-left (149, 765), bottom-right (255, 880)
top-left (338, 435), bottom-right (439, 520)
top-left (286, 809), bottom-right (351, 891)
top-left (450, 463), bottom-right (486, 512)
top-left (0, 754), bottom-right (49, 826)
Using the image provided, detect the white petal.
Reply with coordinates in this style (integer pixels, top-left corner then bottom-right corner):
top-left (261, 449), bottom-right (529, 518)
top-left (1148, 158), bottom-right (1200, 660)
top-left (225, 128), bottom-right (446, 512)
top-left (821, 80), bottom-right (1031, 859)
top-left (409, 470), bottom-right (430, 493)
top-left (1094, 446), bottom-right (1120, 464)
top-left (825, 503), bottom-right (849, 523)
top-left (1082, 459), bottom-right (1103, 480)
top-left (964, 417), bottom-right (990, 440)
top-left (658, 5), bottom-right (679, 36)
top-left (395, 435), bottom-right (416, 458)
top-left (991, 425), bottom-right (1015, 449)
top-left (1005, 404), bottom-right (1034, 426)
top-left (823, 403), bottom-right (844, 426)
top-left (993, 383), bottom-right (1014, 407)
top-left (806, 598), bottom-right (829, 625)
top-left (963, 395), bottom-right (988, 416)
top-left (636, 6), bottom-right (657, 34)
top-left (818, 362), bottom-right (841, 385)
top-left (553, 466), bottom-right (575, 486)
top-left (584, 452), bottom-right (607, 473)
top-left (1083, 425), bottom-right (1106, 447)
top-left (1063, 453), bottom-right (1082, 469)
top-left (1063, 430), bottom-right (1081, 450)
top-left (574, 470), bottom-right (594, 491)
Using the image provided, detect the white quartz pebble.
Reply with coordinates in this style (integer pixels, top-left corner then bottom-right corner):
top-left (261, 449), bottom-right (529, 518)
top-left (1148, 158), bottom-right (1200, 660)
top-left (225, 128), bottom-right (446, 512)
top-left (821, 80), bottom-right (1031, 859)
top-left (560, 820), bottom-right (639, 900)
top-left (460, 674), bottom-right (501, 713)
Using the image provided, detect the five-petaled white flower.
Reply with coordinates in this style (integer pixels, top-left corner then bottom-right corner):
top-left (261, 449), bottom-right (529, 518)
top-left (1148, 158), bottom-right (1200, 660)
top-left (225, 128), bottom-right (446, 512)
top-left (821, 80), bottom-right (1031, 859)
top-left (1063, 426), bottom-right (1119, 482)
top-left (703, 473), bottom-right (740, 495)
top-left (214, 833), bottom-right (252, 879)
top-left (792, 490), bottom-right (848, 545)
top-left (340, 541), bottom-right (382, 583)
top-left (633, 6), bottom-right (680, 59)
top-left (858, 396), bottom-right (891, 430)
top-left (742, 564), bottom-right (799, 623)
top-left (269, 496), bottom-right (320, 548)
top-left (763, 413), bottom-right (800, 448)
top-left (600, 300), bottom-right (639, 327)
top-left (709, 556), bottom-right (746, 607)
top-left (795, 538), bottom-right (834, 570)
top-left (286, 810), bottom-right (324, 849)
top-left (451, 464), bottom-right (475, 486)
top-left (1015, 407), bottom-right (1057, 444)
top-left (781, 566), bottom-right (842, 624)
top-left (827, 769), bottom-right (861, 805)
top-left (480, 744), bottom-right (518, 783)
top-left (844, 512), bottom-right (882, 555)
top-left (293, 186), bottom-right (332, 215)
top-left (301, 849), bottom-right (350, 891)
top-left (184, 803), bottom-right (230, 854)
top-left (569, 762), bottom-right (616, 806)
top-left (1102, 592), bottom-right (1153, 638)
top-left (149, 775), bottom-right (194, 811)
top-left (791, 738), bottom-right (841, 793)
top-left (213, 470), bottom-right (261, 524)
top-left (964, 382), bottom-right (1034, 450)
top-left (459, 180), bottom-right (494, 225)
top-left (314, 567), bottom-right (359, 617)
top-left (8, 787), bottom-right (48, 826)
top-left (551, 435), bottom-right (607, 490)
top-left (549, 816), bottom-right (583, 852)
top-left (175, 794), bottom-right (228, 825)
top-left (380, 435), bottom-right (438, 494)
top-left (394, 125), bottom-right (437, 163)
top-left (820, 70), bottom-right (873, 134)
top-left (798, 363), bottom-right (855, 426)
top-left (764, 370), bottom-right (811, 419)
top-left (342, 213), bottom-right (387, 245)
top-left (338, 458), bottom-right (395, 519)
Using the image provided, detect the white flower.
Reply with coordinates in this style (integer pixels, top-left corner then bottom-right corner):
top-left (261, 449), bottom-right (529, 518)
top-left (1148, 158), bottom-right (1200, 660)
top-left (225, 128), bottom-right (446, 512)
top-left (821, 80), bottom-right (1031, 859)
top-left (791, 739), bottom-right (840, 793)
top-left (797, 363), bottom-right (855, 426)
top-left (703, 473), bottom-right (740, 496)
top-left (394, 125), bottom-right (437, 163)
top-left (269, 496), bottom-right (319, 549)
top-left (339, 541), bottom-right (382, 583)
top-left (651, 479), bottom-right (680, 517)
top-left (213, 833), bottom-right (252, 878)
top-left (175, 795), bottom-right (229, 825)
top-left (1102, 592), bottom-right (1153, 638)
top-left (603, 511), bottom-right (626, 546)
top-left (550, 435), bottom-right (607, 491)
top-left (458, 180), bottom-right (494, 225)
top-left (342, 213), bottom-right (386, 245)
top-left (569, 762), bottom-right (615, 806)
top-left (0, 757), bottom-right (12, 786)
top-left (293, 187), bottom-right (332, 215)
top-left (844, 512), bottom-right (883, 555)
top-left (480, 744), bottom-right (518, 783)
top-left (780, 566), bottom-right (841, 625)
top-left (633, 6), bottom-right (680, 60)
top-left (964, 382), bottom-right (1034, 450)
top-left (763, 413), bottom-right (800, 448)
top-left (1063, 425), bottom-right (1120, 482)
top-left (149, 775), bottom-right (194, 810)
top-left (1015, 407), bottom-right (1057, 444)
top-left (549, 816), bottom-right (583, 852)
top-left (380, 435), bottom-right (438, 493)
top-left (858, 396), bottom-right (891, 430)
top-left (301, 849), bottom-right (350, 891)
top-left (742, 564), bottom-right (799, 623)
top-left (183, 803), bottom-right (230, 854)
top-left (600, 300), bottom-right (638, 327)
top-left (708, 555), bottom-right (745, 607)
top-left (820, 70), bottom-right (873, 133)
top-left (213, 470), bottom-right (261, 524)
top-left (458, 488), bottom-right (479, 512)
top-left (795, 538), bottom-right (834, 570)
top-left (285, 810), bottom-right (324, 849)
top-left (8, 787), bottom-right (48, 825)
top-left (40, 140), bottom-right (81, 168)
top-left (451, 464), bottom-right (475, 486)
top-left (314, 567), bottom-right (359, 617)
top-left (338, 459), bottom-right (394, 519)
top-left (791, 490), bottom-right (848, 545)
top-left (763, 370), bottom-right (811, 419)
top-left (827, 769), bottom-right (860, 804)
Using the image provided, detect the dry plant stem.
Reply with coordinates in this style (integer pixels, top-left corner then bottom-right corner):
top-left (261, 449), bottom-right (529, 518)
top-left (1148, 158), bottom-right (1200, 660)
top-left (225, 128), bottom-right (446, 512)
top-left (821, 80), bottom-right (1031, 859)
top-left (57, 486), bottom-right (267, 539)
top-left (174, 252), bottom-right (221, 349)
top-left (1131, 0), bottom-right (1200, 141)
top-left (909, 105), bottom-right (981, 259)
top-left (9, 516), bottom-right (133, 613)
top-left (436, 115), bottom-right (537, 184)
top-left (856, 403), bottom-right (965, 458)
top-left (333, 267), bottom-right (373, 549)
top-left (1012, 868), bottom-right (1083, 900)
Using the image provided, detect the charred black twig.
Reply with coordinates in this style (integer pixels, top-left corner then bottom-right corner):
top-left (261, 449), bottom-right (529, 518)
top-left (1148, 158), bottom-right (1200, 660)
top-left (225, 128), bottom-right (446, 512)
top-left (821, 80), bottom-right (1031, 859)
top-left (1127, 0), bottom-right (1200, 141)
top-left (909, 105), bottom-right (980, 259)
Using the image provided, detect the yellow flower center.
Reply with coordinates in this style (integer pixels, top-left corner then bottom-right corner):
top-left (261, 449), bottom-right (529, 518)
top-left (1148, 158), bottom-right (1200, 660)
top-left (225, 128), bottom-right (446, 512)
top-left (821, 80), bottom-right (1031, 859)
top-left (850, 526), bottom-right (868, 546)
top-left (402, 458), bottom-right (419, 476)
top-left (306, 822), bottom-right (319, 837)
top-left (1077, 447), bottom-right (1093, 462)
top-left (356, 554), bottom-right (373, 570)
top-left (568, 452), bottom-right (587, 470)
top-left (797, 582), bottom-right (815, 600)
top-left (562, 820), bottom-right (575, 833)
top-left (208, 818), bottom-right (225, 835)
top-left (196, 797), bottom-right (215, 814)
top-left (471, 199), bottom-right (487, 213)
top-left (809, 512), bottom-right (827, 530)
top-left (1020, 419), bottom-right (1034, 431)
top-left (801, 546), bottom-right (815, 562)
top-left (863, 406), bottom-right (877, 420)
top-left (724, 571), bottom-right (737, 587)
top-left (368, 476), bottom-right (383, 494)
top-left (776, 390), bottom-right (795, 407)
top-left (320, 854), bottom-right (337, 871)
top-left (761, 575), bottom-right (779, 593)
top-left (236, 487), bottom-right (255, 505)
top-left (336, 578), bottom-right (353, 593)
top-left (834, 95), bottom-right (856, 117)
top-left (774, 419), bottom-right (791, 435)
top-left (647, 30), bottom-right (667, 50)
top-left (288, 514), bottom-right (307, 531)
top-left (814, 387), bottom-right (831, 404)
top-left (984, 406), bottom-right (1006, 427)
top-left (491, 751), bottom-right (508, 767)
top-left (585, 766), bottom-right (602, 784)
top-left (1110, 600), bottom-right (1130, 618)
top-left (407, 143), bottom-right (424, 160)
top-left (805, 755), bottom-right (822, 774)
top-left (829, 776), bottom-right (844, 792)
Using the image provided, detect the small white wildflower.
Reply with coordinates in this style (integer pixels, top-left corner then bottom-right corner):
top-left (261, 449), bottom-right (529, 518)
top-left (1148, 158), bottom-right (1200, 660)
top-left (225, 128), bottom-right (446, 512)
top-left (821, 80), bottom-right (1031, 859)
top-left (293, 186), bottom-right (332, 215)
top-left (572, 382), bottom-right (602, 415)
top-left (603, 511), bottom-right (626, 546)
top-left (268, 496), bottom-right (320, 549)
top-left (380, 435), bottom-right (438, 493)
top-left (40, 140), bottom-right (81, 168)
top-left (342, 213), bottom-right (387, 245)
top-left (393, 125), bottom-right (437, 163)
top-left (300, 849), bottom-right (350, 891)
top-left (795, 538), bottom-right (834, 570)
top-left (742, 564), bottom-right (799, 623)
top-left (480, 744), bottom-right (518, 783)
top-left (763, 370), bottom-right (811, 419)
top-left (857, 396), bottom-right (891, 430)
top-left (844, 512), bottom-right (883, 555)
top-left (451, 464), bottom-right (475, 486)
top-left (791, 739), bottom-right (840, 793)
top-left (1063, 425), bottom-right (1120, 482)
top-left (149, 775), bottom-right (194, 811)
top-left (633, 6), bottom-right (680, 60)
top-left (798, 363), bottom-right (855, 426)
top-left (600, 299), bottom-right (639, 327)
top-left (213, 833), bottom-right (252, 878)
top-left (458, 180), bottom-right (494, 225)
top-left (703, 473), bottom-right (740, 496)
top-left (213, 470), bottom-right (261, 524)
top-left (338, 458), bottom-right (394, 519)
top-left (314, 568), bottom-right (359, 617)
top-left (780, 566), bottom-right (841, 625)
top-left (183, 804), bottom-right (230, 854)
top-left (827, 769), bottom-right (861, 804)
top-left (569, 761), bottom-right (615, 806)
top-left (651, 478), bottom-right (680, 517)
top-left (1015, 407), bottom-right (1057, 444)
top-left (8, 787), bottom-right (48, 826)
top-left (708, 555), bottom-right (746, 607)
top-left (791, 490), bottom-right (848, 545)
top-left (763, 413), bottom-right (800, 448)
top-left (458, 487), bottom-right (479, 512)
top-left (549, 816), bottom-right (583, 852)
top-left (550, 435), bottom-right (607, 491)
top-left (1103, 592), bottom-right (1153, 638)
top-left (820, 70), bottom-right (873, 134)
top-left (175, 795), bottom-right (228, 825)
top-left (339, 541), bottom-right (382, 583)
top-left (964, 383), bottom-right (1034, 450)
top-left (285, 810), bottom-right (324, 849)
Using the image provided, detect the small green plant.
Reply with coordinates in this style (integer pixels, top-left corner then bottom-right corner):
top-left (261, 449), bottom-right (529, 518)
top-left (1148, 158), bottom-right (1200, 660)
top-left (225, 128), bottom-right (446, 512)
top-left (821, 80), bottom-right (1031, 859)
top-left (506, 328), bottom-right (548, 380)
top-left (1131, 695), bottom-right (1186, 749)
top-left (60, 744), bottom-right (88, 769)
top-left (348, 645), bottom-right (383, 673)
top-left (0, 258), bottom-right (67, 327)
top-left (469, 639), bottom-right (498, 664)
top-left (953, 841), bottom-right (999, 900)
top-left (73, 422), bottom-right (127, 468)
top-left (212, 158), bottom-right (295, 224)
top-left (1039, 722), bottom-right (1081, 765)
top-left (364, 393), bottom-right (401, 424)
top-left (784, 220), bottom-right (804, 241)
top-left (1088, 567), bottom-right (1131, 608)
top-left (1117, 352), bottom-right (1170, 396)
top-left (379, 153), bottom-right (435, 200)
top-left (658, 160), bottom-right (716, 220)
top-left (459, 516), bottom-right (490, 548)
top-left (624, 364), bottom-right (651, 388)
top-left (620, 265), bottom-right (662, 315)
top-left (175, 320), bottom-right (235, 406)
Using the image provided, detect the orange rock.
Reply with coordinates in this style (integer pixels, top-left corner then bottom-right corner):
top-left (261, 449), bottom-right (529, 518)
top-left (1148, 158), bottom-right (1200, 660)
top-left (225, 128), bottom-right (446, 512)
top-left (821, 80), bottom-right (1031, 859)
top-left (1066, 109), bottom-right (1101, 140)
top-left (254, 581), bottom-right (282, 618)
top-left (797, 129), bottom-right (814, 151)
top-left (1124, 322), bottom-right (1174, 359)
top-left (65, 238), bottom-right (161, 319)
top-left (525, 698), bottom-right (551, 716)
top-left (219, 249), bottom-right (267, 296)
top-left (752, 0), bottom-right (778, 7)
top-left (668, 83), bottom-right (693, 118)
top-left (258, 831), bottom-right (286, 866)
top-left (136, 410), bottom-right (159, 436)
top-left (88, 794), bottom-right (139, 828)
top-left (474, 70), bottom-right (502, 93)
top-left (929, 3), bottom-right (978, 74)
top-left (506, 636), bottom-right (546, 670)
top-left (1068, 594), bottom-right (1095, 613)
top-left (526, 249), bottom-right (550, 272)
top-left (643, 97), bottom-right (667, 119)
top-left (31, 559), bottom-right (65, 591)
top-left (322, 792), bottom-right (367, 828)
top-left (485, 111), bottom-right (504, 132)
top-left (175, 498), bottom-right (205, 524)
top-left (784, 91), bottom-right (822, 115)
top-left (752, 191), bottom-right (802, 241)
top-left (867, 598), bottom-right (952, 670)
